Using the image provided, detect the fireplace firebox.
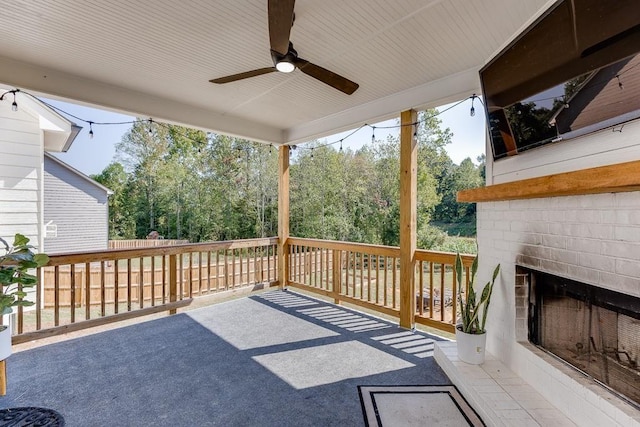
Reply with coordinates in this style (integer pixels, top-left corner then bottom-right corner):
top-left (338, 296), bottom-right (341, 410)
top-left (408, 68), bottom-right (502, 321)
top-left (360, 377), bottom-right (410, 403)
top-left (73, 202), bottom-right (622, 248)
top-left (526, 269), bottom-right (640, 407)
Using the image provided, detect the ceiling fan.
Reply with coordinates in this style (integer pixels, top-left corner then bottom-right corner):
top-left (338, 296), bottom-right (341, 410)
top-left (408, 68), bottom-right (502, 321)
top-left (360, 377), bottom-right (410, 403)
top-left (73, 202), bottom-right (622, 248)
top-left (210, 0), bottom-right (359, 95)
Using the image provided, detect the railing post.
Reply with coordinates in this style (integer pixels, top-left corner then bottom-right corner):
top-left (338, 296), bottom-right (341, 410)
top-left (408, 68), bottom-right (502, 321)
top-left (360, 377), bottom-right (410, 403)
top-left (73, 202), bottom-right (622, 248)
top-left (278, 145), bottom-right (290, 289)
top-left (399, 109), bottom-right (417, 329)
top-left (169, 254), bottom-right (178, 314)
top-left (332, 250), bottom-right (341, 305)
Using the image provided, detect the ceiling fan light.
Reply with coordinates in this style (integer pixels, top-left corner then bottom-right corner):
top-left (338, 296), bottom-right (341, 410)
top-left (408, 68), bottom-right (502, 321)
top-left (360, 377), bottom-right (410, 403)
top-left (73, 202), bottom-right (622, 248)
top-left (276, 60), bottom-right (295, 73)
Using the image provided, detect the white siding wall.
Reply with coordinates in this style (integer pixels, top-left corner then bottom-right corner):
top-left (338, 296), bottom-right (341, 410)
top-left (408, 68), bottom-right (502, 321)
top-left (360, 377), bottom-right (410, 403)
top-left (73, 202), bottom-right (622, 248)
top-left (43, 157), bottom-right (108, 254)
top-left (477, 121), bottom-right (640, 425)
top-left (0, 100), bottom-right (42, 249)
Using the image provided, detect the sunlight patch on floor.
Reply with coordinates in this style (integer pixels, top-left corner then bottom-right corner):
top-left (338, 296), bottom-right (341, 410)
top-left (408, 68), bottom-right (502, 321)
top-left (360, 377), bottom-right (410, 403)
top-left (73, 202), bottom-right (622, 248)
top-left (253, 340), bottom-right (414, 389)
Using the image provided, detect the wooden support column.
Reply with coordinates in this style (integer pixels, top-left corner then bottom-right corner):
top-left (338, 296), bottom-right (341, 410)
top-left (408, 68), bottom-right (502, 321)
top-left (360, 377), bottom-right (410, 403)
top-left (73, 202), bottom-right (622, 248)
top-left (399, 109), bottom-right (417, 329)
top-left (278, 145), bottom-right (290, 289)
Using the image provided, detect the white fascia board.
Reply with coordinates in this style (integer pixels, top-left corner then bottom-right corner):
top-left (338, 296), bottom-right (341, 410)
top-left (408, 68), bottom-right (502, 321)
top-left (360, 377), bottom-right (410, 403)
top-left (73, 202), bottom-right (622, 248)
top-left (284, 67), bottom-right (481, 145)
top-left (0, 55), bottom-right (285, 145)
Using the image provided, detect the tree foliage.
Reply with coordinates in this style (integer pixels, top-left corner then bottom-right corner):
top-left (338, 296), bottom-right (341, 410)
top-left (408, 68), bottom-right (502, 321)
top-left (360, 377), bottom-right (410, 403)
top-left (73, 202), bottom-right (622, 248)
top-left (99, 113), bottom-right (484, 248)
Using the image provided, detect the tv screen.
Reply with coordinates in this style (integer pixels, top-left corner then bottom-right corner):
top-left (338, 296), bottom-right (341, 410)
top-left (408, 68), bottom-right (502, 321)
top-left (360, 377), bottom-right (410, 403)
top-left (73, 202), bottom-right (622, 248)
top-left (481, 0), bottom-right (640, 160)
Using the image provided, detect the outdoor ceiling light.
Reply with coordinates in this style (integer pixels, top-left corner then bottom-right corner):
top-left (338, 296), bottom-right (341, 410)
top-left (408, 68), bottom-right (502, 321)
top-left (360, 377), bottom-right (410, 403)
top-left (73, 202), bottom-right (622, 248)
top-left (275, 58), bottom-right (295, 73)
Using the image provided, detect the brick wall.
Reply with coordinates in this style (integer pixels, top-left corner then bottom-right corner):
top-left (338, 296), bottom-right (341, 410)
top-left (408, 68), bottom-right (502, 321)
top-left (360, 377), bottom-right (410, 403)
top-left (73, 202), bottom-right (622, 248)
top-left (476, 192), bottom-right (640, 426)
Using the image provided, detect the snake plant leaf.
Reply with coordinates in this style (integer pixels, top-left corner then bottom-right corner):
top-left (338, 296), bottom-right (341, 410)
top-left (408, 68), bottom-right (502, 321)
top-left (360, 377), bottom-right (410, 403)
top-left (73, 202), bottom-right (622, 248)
top-left (455, 253), bottom-right (500, 335)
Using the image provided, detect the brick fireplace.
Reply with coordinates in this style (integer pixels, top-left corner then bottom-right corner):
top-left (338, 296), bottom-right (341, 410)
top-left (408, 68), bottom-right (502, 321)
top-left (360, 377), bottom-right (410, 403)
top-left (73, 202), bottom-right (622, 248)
top-left (477, 187), bottom-right (640, 425)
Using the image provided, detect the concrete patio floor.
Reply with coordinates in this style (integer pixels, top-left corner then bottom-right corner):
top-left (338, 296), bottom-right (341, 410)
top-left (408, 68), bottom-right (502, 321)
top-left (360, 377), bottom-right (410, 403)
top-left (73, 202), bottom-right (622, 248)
top-left (0, 290), bottom-right (452, 426)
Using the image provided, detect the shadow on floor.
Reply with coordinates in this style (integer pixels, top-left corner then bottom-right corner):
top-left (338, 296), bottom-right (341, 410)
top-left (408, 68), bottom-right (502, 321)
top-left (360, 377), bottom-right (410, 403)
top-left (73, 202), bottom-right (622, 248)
top-left (0, 290), bottom-right (451, 426)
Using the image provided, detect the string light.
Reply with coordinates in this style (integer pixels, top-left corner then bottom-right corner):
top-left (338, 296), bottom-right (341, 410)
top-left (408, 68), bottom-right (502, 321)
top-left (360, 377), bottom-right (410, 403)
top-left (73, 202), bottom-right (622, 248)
top-left (616, 74), bottom-right (623, 90)
top-left (413, 124), bottom-right (418, 139)
top-left (310, 148), bottom-right (314, 159)
top-left (12, 87), bottom-right (478, 154)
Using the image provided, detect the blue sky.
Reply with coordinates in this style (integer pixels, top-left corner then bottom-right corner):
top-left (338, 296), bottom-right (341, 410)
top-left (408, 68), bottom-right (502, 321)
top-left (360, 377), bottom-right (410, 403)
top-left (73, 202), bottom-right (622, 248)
top-left (47, 97), bottom-right (486, 176)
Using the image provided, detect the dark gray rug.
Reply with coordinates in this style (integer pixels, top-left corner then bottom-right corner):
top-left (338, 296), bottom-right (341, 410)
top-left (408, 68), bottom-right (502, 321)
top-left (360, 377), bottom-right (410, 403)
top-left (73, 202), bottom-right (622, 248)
top-left (359, 385), bottom-right (484, 426)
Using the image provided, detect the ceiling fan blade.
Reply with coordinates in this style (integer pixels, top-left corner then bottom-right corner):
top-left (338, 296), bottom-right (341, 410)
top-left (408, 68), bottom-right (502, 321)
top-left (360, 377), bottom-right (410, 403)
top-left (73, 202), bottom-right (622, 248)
top-left (294, 58), bottom-right (359, 95)
top-left (268, 0), bottom-right (295, 55)
top-left (210, 67), bottom-right (277, 84)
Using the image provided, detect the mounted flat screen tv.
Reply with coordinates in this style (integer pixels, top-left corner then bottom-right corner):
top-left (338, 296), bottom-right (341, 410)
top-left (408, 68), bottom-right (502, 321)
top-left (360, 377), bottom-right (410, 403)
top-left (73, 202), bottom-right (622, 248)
top-left (481, 0), bottom-right (640, 160)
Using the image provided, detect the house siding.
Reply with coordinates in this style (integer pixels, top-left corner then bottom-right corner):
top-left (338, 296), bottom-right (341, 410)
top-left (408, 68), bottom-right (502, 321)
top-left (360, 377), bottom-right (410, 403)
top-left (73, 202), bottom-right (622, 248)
top-left (43, 156), bottom-right (109, 254)
top-left (0, 101), bottom-right (42, 248)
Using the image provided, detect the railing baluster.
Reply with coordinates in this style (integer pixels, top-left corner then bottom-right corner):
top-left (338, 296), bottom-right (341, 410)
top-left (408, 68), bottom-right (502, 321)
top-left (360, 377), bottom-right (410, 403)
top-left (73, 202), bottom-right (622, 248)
top-left (70, 264), bottom-right (76, 323)
top-left (224, 249), bottom-right (229, 289)
top-left (54, 265), bottom-right (60, 326)
top-left (151, 256), bottom-right (156, 306)
top-left (205, 251), bottom-right (210, 293)
top-left (367, 254), bottom-right (371, 302)
top-left (392, 258), bottom-right (397, 309)
top-left (162, 255), bottom-right (167, 304)
top-left (127, 259), bottom-right (132, 312)
top-left (429, 262), bottom-right (434, 318)
top-left (440, 263), bottom-right (445, 322)
top-left (178, 255), bottom-right (184, 298)
top-left (85, 262), bottom-right (91, 320)
top-left (17, 281), bottom-right (23, 334)
top-left (198, 252), bottom-right (203, 293)
top-left (100, 261), bottom-right (106, 317)
top-left (246, 248), bottom-right (250, 285)
top-left (253, 248), bottom-right (257, 285)
top-left (267, 246), bottom-right (271, 282)
top-left (169, 254), bottom-right (177, 314)
top-left (36, 267), bottom-right (42, 331)
top-left (113, 259), bottom-right (120, 314)
top-left (238, 249), bottom-right (243, 288)
top-left (419, 261), bottom-right (424, 316)
top-left (139, 257), bottom-right (144, 309)
top-left (452, 262), bottom-right (457, 326)
top-left (232, 249), bottom-right (236, 289)
top-left (384, 256), bottom-right (388, 307)
top-left (352, 252), bottom-right (356, 297)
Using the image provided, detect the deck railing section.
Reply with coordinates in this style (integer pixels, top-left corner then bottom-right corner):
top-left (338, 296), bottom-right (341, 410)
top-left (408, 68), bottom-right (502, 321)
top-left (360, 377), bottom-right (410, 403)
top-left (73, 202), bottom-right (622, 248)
top-left (14, 238), bottom-right (278, 344)
top-left (287, 237), bottom-right (474, 333)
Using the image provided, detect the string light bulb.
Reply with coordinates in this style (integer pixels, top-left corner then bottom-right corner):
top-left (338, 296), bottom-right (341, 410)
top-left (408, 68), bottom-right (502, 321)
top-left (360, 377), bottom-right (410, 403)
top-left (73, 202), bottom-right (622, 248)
top-left (11, 92), bottom-right (18, 112)
top-left (470, 94), bottom-right (476, 117)
top-left (148, 118), bottom-right (154, 134)
top-left (310, 148), bottom-right (314, 159)
top-left (371, 127), bottom-right (376, 143)
top-left (1, 90), bottom-right (19, 112)
top-left (339, 139), bottom-right (343, 152)
top-left (616, 74), bottom-right (623, 90)
top-left (88, 121), bottom-right (94, 139)
top-left (413, 124), bottom-right (418, 139)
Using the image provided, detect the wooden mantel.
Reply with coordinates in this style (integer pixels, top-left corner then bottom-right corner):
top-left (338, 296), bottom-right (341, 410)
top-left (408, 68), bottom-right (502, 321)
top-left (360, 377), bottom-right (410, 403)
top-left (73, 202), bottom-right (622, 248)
top-left (458, 160), bottom-right (640, 202)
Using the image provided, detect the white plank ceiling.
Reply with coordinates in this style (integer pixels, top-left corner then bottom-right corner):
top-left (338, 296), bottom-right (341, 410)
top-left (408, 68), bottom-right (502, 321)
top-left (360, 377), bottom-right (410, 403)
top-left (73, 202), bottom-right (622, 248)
top-left (0, 0), bottom-right (553, 145)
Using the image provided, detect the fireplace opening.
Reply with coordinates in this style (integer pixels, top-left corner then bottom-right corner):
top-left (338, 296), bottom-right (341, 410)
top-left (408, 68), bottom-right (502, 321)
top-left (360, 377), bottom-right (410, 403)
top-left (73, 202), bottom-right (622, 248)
top-left (526, 269), bottom-right (640, 407)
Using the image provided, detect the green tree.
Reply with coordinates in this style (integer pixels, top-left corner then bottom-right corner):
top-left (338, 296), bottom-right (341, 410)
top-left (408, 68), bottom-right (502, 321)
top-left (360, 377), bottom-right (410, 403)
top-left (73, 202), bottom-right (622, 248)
top-left (92, 162), bottom-right (136, 239)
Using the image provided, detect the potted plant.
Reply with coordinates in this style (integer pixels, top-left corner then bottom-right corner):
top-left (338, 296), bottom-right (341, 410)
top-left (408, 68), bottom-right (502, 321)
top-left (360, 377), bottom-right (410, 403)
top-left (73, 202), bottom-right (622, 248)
top-left (0, 234), bottom-right (49, 360)
top-left (454, 253), bottom-right (500, 364)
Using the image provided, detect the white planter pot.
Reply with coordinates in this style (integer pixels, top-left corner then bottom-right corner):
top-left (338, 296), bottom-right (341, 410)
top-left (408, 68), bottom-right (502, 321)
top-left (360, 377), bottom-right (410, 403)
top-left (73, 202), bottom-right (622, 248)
top-left (456, 327), bottom-right (487, 365)
top-left (0, 317), bottom-right (12, 361)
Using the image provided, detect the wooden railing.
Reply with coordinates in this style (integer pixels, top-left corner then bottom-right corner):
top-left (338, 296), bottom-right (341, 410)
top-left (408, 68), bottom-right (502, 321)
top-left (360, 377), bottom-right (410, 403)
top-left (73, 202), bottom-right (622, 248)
top-left (13, 238), bottom-right (278, 344)
top-left (108, 239), bottom-right (189, 249)
top-left (286, 237), bottom-right (475, 333)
